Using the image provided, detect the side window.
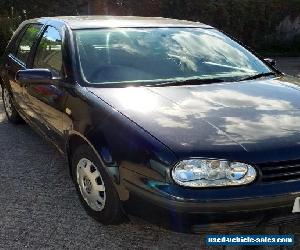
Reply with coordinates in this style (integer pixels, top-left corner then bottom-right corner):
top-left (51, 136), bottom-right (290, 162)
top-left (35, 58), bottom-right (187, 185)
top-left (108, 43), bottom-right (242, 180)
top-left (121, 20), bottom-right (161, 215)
top-left (33, 26), bottom-right (63, 77)
top-left (15, 24), bottom-right (42, 64)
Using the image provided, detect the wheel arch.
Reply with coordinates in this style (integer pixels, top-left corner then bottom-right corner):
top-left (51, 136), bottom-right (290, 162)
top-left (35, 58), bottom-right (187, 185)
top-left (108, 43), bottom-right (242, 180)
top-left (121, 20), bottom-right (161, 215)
top-left (66, 131), bottom-right (110, 178)
top-left (66, 131), bottom-right (129, 201)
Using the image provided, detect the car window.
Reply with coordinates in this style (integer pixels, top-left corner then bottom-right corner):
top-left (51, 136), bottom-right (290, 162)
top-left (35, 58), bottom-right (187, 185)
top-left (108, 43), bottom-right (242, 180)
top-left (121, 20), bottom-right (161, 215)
top-left (75, 28), bottom-right (272, 86)
top-left (15, 24), bottom-right (42, 64)
top-left (33, 26), bottom-right (63, 77)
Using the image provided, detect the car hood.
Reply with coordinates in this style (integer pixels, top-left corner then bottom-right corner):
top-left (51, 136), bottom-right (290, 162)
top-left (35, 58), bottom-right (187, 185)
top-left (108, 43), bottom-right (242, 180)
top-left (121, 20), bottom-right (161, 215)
top-left (88, 76), bottom-right (300, 164)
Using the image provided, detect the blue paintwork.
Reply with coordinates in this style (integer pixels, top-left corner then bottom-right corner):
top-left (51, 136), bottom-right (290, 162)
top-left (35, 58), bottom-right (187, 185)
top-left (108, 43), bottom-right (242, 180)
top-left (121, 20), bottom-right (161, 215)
top-left (88, 76), bottom-right (300, 164)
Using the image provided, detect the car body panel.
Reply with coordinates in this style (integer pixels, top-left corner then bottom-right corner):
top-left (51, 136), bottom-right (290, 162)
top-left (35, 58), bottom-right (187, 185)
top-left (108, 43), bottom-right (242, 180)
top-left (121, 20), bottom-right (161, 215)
top-left (6, 55), bottom-right (26, 111)
top-left (65, 86), bottom-right (178, 165)
top-left (22, 24), bottom-right (69, 149)
top-left (88, 76), bottom-right (300, 164)
top-left (48, 16), bottom-right (212, 29)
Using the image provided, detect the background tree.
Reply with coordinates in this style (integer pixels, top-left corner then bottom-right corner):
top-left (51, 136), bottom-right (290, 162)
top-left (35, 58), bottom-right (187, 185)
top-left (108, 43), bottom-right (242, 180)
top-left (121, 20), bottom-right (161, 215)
top-left (1, 0), bottom-right (300, 56)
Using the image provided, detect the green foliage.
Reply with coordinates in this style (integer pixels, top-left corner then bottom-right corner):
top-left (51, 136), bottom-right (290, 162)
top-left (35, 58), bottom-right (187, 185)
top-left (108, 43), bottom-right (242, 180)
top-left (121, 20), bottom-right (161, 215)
top-left (0, 0), bottom-right (78, 55)
top-left (0, 15), bottom-right (20, 58)
top-left (161, 0), bottom-right (300, 55)
top-left (1, 0), bottom-right (300, 56)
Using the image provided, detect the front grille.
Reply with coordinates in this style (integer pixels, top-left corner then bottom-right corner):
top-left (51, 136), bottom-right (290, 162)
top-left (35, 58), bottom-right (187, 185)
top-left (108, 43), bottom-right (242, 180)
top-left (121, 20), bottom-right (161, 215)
top-left (259, 160), bottom-right (300, 182)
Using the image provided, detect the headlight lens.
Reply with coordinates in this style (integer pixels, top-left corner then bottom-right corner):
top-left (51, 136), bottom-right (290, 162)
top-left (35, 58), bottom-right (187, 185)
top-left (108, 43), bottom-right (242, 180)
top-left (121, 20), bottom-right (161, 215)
top-left (172, 159), bottom-right (256, 187)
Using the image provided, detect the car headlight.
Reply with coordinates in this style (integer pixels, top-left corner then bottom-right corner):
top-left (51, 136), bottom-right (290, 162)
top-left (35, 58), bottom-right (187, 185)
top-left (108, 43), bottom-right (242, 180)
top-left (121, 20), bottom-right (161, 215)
top-left (172, 159), bottom-right (256, 188)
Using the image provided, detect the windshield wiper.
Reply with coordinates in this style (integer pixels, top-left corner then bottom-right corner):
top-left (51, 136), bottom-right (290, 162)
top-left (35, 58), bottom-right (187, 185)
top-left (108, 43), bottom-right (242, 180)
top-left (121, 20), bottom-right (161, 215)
top-left (147, 78), bottom-right (225, 87)
top-left (238, 72), bottom-right (277, 82)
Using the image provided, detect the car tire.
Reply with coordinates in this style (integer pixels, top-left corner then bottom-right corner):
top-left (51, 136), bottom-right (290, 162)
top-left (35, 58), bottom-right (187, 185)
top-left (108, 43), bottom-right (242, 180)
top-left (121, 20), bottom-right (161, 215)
top-left (1, 85), bottom-right (23, 124)
top-left (71, 144), bottom-right (125, 225)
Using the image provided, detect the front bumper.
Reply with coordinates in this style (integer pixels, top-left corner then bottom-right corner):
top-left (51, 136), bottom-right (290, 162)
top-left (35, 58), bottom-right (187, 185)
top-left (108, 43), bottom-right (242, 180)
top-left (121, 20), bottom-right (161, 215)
top-left (122, 171), bottom-right (300, 232)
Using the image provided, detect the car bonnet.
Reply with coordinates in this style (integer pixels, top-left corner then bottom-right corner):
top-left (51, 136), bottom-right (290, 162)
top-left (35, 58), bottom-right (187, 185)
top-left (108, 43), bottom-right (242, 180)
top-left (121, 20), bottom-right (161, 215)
top-left (88, 76), bottom-right (300, 164)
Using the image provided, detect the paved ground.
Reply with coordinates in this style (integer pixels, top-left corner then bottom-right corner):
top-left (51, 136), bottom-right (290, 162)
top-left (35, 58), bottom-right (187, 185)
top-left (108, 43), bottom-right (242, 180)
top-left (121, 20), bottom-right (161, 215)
top-left (0, 58), bottom-right (299, 249)
top-left (275, 57), bottom-right (300, 77)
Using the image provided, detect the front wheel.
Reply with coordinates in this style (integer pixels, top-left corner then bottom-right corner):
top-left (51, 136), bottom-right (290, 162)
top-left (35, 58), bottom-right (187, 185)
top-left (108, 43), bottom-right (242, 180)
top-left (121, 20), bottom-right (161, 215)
top-left (71, 144), bottom-right (125, 225)
top-left (1, 85), bottom-right (23, 124)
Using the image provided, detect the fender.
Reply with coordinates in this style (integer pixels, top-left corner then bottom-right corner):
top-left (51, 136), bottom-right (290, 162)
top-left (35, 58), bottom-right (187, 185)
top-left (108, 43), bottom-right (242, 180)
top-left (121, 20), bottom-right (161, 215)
top-left (65, 130), bottom-right (130, 201)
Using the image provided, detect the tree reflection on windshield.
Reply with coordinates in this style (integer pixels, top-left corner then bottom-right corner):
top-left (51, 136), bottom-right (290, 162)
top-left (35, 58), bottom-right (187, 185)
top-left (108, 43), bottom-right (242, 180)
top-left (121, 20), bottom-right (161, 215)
top-left (75, 28), bottom-right (272, 85)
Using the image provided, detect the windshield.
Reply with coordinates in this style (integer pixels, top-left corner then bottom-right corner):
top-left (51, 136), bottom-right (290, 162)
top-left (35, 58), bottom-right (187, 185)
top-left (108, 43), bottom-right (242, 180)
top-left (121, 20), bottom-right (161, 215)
top-left (74, 28), bottom-right (272, 86)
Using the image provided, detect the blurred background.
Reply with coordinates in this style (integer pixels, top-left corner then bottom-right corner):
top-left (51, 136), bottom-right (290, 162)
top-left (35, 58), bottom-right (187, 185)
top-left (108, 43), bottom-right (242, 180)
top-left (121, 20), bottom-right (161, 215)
top-left (1, 0), bottom-right (300, 58)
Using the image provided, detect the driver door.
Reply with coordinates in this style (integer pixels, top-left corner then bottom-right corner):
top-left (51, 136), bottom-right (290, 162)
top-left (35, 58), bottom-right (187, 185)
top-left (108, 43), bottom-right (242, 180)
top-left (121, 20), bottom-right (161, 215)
top-left (24, 25), bottom-right (67, 150)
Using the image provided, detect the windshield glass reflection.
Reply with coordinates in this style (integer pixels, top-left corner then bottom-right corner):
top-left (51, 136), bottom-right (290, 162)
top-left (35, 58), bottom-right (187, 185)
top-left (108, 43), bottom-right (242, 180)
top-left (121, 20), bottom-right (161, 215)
top-left (75, 28), bottom-right (271, 86)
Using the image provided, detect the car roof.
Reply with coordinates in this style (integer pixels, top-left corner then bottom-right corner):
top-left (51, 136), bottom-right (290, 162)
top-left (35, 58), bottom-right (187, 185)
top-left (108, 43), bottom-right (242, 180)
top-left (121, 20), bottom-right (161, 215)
top-left (34, 16), bottom-right (212, 29)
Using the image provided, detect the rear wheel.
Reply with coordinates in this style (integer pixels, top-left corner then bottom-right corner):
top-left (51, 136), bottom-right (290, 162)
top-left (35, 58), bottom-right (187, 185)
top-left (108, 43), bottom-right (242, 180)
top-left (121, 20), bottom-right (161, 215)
top-left (71, 144), bottom-right (125, 225)
top-left (2, 85), bottom-right (23, 124)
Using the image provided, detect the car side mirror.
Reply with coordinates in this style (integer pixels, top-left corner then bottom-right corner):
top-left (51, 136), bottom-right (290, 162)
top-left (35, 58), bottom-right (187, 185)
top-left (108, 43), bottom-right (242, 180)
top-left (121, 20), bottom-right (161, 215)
top-left (264, 58), bottom-right (276, 67)
top-left (16, 69), bottom-right (58, 85)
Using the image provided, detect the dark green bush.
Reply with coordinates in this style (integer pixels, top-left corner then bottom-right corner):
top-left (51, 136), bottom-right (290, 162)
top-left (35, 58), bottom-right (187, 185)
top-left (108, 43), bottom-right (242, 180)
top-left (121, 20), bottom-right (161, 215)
top-left (1, 0), bottom-right (300, 56)
top-left (0, 0), bottom-right (77, 56)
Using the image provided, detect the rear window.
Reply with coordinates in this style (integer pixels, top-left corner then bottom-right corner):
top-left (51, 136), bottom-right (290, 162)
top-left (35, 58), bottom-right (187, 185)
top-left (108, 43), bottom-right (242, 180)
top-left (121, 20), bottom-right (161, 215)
top-left (15, 24), bottom-right (43, 64)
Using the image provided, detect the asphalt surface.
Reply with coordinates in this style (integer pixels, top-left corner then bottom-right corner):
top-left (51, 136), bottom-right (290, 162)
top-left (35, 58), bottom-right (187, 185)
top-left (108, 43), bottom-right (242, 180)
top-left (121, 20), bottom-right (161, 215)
top-left (0, 58), bottom-right (300, 249)
top-left (275, 57), bottom-right (300, 77)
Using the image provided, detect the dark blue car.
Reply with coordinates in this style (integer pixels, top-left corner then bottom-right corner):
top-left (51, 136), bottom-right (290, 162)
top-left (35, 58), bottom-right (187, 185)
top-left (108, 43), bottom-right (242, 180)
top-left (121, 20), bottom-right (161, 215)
top-left (1, 16), bottom-right (300, 232)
